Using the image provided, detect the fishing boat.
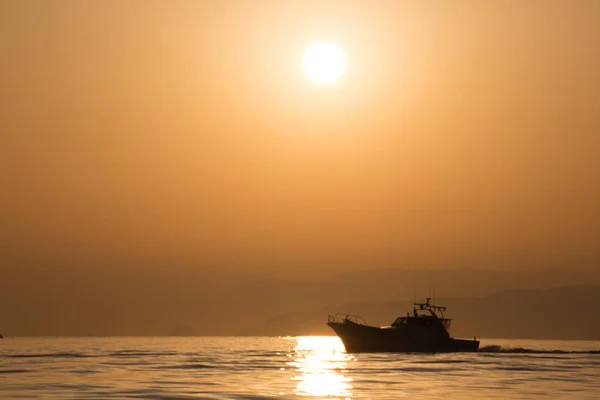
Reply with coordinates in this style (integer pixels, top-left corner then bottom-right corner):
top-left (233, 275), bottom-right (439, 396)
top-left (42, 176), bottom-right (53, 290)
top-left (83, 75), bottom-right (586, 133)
top-left (327, 297), bottom-right (479, 353)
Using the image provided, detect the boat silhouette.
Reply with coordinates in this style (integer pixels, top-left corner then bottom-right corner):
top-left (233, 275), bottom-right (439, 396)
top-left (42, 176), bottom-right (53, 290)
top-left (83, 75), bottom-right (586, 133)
top-left (327, 297), bottom-right (479, 353)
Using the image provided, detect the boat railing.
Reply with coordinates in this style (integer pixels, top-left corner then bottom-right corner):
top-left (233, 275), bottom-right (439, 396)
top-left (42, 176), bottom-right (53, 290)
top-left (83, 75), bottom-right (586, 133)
top-left (414, 297), bottom-right (449, 319)
top-left (328, 313), bottom-right (368, 325)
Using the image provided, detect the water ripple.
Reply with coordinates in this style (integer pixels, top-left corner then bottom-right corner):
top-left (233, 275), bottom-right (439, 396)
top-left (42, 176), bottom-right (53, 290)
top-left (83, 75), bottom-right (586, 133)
top-left (1, 337), bottom-right (599, 399)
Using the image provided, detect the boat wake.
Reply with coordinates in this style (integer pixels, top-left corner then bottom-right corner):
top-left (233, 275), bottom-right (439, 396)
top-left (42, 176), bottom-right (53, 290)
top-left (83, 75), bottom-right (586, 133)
top-left (479, 345), bottom-right (600, 354)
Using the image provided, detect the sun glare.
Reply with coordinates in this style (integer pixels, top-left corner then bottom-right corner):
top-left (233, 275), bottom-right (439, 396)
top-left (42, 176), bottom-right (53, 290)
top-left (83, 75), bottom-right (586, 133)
top-left (290, 336), bottom-right (352, 398)
top-left (303, 42), bottom-right (346, 84)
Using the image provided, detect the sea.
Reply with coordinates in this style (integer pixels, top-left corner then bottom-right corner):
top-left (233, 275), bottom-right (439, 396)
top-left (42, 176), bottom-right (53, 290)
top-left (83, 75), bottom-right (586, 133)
top-left (1, 337), bottom-right (599, 399)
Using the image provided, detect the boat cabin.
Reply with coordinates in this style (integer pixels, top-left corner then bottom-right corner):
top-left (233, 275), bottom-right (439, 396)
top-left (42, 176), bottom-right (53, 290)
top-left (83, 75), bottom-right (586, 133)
top-left (391, 298), bottom-right (452, 331)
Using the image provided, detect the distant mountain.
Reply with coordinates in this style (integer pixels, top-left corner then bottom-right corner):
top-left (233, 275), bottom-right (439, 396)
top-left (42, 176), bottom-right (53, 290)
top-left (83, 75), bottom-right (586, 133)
top-left (2, 264), bottom-right (598, 336)
top-left (322, 267), bottom-right (600, 302)
top-left (259, 284), bottom-right (600, 340)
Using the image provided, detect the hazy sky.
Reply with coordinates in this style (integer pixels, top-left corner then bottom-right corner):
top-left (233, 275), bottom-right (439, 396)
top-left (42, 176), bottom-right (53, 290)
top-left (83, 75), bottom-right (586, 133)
top-left (2, 0), bottom-right (599, 275)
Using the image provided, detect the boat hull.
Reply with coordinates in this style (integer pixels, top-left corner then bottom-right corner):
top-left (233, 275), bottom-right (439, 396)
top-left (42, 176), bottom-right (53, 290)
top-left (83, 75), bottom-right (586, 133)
top-left (328, 321), bottom-right (480, 353)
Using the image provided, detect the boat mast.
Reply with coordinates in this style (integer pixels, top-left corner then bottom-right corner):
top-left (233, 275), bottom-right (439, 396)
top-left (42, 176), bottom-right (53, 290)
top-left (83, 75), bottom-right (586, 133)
top-left (412, 270), bottom-right (416, 305)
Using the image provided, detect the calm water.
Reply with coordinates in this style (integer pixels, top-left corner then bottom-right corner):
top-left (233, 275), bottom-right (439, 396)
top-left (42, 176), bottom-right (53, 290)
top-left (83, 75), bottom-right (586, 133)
top-left (1, 337), bottom-right (599, 399)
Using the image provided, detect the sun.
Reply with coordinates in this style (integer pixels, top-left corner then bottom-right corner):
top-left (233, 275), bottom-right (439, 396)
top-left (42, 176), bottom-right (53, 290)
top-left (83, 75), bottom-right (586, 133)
top-left (303, 42), bottom-right (346, 84)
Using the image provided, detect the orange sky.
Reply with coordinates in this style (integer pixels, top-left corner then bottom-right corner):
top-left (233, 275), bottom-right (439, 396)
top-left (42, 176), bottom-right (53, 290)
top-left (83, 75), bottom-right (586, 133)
top-left (1, 0), bottom-right (599, 274)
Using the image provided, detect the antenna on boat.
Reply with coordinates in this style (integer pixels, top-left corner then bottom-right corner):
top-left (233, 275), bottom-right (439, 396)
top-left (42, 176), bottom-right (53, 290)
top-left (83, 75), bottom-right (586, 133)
top-left (412, 269), bottom-right (416, 305)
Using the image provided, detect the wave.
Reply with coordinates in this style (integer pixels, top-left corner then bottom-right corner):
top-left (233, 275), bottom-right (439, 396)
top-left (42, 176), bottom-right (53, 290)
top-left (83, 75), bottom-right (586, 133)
top-left (5, 352), bottom-right (93, 358)
top-left (0, 369), bottom-right (31, 374)
top-left (4, 350), bottom-right (179, 359)
top-left (479, 345), bottom-right (600, 354)
top-left (107, 350), bottom-right (179, 357)
top-left (162, 363), bottom-right (218, 370)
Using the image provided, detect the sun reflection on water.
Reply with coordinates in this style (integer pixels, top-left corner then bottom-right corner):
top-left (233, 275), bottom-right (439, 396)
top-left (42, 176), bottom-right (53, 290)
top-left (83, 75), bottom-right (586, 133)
top-left (289, 336), bottom-right (353, 398)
